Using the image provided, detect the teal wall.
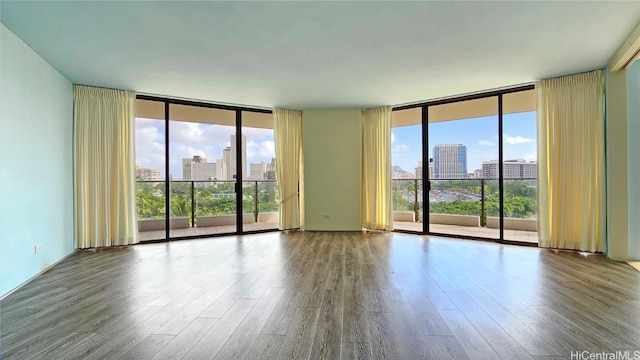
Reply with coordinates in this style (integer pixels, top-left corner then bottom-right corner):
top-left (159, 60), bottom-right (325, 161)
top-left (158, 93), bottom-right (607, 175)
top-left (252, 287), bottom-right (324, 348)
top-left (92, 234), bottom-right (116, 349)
top-left (0, 24), bottom-right (74, 297)
top-left (627, 60), bottom-right (640, 260)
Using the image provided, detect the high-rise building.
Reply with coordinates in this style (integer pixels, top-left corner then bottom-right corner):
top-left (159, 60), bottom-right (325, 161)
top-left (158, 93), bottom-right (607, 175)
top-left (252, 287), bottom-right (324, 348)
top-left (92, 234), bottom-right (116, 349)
top-left (481, 159), bottom-right (537, 185)
top-left (249, 162), bottom-right (268, 180)
top-left (433, 144), bottom-right (467, 179)
top-left (135, 166), bottom-right (162, 181)
top-left (414, 158), bottom-right (434, 180)
top-left (225, 134), bottom-right (247, 180)
top-left (182, 155), bottom-right (226, 183)
top-left (265, 158), bottom-right (277, 180)
top-left (223, 147), bottom-right (232, 179)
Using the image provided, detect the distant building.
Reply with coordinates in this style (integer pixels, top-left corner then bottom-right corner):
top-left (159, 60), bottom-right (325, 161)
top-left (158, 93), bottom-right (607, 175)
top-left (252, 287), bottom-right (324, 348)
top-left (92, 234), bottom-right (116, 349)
top-left (228, 134), bottom-right (246, 180)
top-left (249, 162), bottom-right (268, 180)
top-left (482, 159), bottom-right (537, 185)
top-left (433, 144), bottom-right (467, 179)
top-left (182, 156), bottom-right (226, 183)
top-left (135, 166), bottom-right (161, 181)
top-left (474, 169), bottom-right (483, 179)
top-left (414, 158), bottom-right (434, 179)
top-left (223, 147), bottom-right (232, 179)
top-left (265, 158), bottom-right (277, 180)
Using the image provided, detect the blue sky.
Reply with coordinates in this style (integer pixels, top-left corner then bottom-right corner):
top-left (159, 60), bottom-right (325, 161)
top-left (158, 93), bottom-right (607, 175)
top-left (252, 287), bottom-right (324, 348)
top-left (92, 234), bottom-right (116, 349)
top-left (392, 111), bottom-right (537, 173)
top-left (135, 119), bottom-right (275, 180)
top-left (136, 110), bottom-right (537, 179)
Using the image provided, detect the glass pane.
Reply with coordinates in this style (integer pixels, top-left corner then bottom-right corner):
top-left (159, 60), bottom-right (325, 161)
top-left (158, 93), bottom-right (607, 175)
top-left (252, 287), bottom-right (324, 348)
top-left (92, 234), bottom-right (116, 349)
top-left (428, 97), bottom-right (499, 239)
top-left (135, 99), bottom-right (166, 242)
top-left (241, 111), bottom-right (278, 231)
top-left (391, 107), bottom-right (423, 231)
top-left (169, 104), bottom-right (237, 237)
top-left (503, 90), bottom-right (538, 243)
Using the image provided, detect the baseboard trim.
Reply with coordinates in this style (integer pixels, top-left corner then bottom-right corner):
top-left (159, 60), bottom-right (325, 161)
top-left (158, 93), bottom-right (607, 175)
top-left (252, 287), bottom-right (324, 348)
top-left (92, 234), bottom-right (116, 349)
top-left (0, 250), bottom-right (77, 301)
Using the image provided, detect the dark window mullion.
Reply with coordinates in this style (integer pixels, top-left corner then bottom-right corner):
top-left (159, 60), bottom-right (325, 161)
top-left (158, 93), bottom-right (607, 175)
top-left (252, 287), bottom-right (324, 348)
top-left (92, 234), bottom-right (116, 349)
top-left (236, 110), bottom-right (243, 233)
top-left (422, 105), bottom-right (429, 234)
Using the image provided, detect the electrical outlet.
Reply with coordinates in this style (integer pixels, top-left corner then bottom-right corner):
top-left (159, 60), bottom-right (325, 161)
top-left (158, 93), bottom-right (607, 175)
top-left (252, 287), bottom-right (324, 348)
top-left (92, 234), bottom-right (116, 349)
top-left (34, 245), bottom-right (42, 254)
top-left (323, 214), bottom-right (330, 219)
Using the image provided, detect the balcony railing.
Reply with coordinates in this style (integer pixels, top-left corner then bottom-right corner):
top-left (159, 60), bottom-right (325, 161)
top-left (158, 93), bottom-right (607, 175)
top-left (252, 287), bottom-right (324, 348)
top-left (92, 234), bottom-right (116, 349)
top-left (135, 179), bottom-right (279, 231)
top-left (392, 178), bottom-right (537, 236)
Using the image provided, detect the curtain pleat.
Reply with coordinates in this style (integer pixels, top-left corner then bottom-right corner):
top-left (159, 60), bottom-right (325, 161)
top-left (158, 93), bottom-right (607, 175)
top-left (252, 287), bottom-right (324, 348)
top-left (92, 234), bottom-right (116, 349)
top-left (536, 70), bottom-right (605, 252)
top-left (362, 106), bottom-right (393, 230)
top-left (274, 109), bottom-right (303, 230)
top-left (74, 85), bottom-right (138, 249)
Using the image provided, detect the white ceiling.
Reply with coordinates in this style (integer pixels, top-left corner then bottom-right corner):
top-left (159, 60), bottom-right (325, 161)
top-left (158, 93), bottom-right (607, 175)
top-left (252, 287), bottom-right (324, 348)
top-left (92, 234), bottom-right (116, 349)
top-left (2, 1), bottom-right (639, 109)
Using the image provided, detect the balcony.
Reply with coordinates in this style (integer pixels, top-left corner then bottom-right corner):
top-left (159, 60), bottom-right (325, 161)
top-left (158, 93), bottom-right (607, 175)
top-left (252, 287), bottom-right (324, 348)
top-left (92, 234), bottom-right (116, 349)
top-left (136, 180), bottom-right (279, 241)
top-left (392, 178), bottom-right (538, 244)
top-left (137, 178), bottom-right (537, 243)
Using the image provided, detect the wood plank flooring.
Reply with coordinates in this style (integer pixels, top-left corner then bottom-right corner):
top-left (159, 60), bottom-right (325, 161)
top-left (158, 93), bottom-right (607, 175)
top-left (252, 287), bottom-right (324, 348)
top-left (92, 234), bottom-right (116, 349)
top-left (2, 231), bottom-right (639, 359)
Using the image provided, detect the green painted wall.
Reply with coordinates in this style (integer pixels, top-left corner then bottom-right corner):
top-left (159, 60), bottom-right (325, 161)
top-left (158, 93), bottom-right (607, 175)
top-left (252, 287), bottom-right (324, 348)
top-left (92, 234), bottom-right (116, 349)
top-left (606, 62), bottom-right (640, 261)
top-left (626, 60), bottom-right (640, 260)
top-left (303, 109), bottom-right (362, 231)
top-left (606, 68), bottom-right (629, 260)
top-left (0, 24), bottom-right (74, 297)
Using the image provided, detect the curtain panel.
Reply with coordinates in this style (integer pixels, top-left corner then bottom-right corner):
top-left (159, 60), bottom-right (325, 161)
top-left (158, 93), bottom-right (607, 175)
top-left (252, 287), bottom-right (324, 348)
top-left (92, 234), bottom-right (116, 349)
top-left (274, 109), bottom-right (303, 230)
top-left (536, 70), bottom-right (606, 252)
top-left (361, 106), bottom-right (393, 230)
top-left (74, 85), bottom-right (138, 249)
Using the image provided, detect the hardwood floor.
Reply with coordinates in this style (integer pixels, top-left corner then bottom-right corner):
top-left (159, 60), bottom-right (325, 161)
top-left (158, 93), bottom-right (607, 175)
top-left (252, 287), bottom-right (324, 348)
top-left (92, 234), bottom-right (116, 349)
top-left (2, 231), bottom-right (639, 359)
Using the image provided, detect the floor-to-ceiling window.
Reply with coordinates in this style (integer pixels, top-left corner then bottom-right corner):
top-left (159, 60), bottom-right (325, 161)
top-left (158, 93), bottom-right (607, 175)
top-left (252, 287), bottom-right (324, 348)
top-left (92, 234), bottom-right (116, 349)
top-left (135, 99), bottom-right (167, 242)
top-left (391, 107), bottom-right (423, 231)
top-left (428, 96), bottom-right (500, 240)
top-left (392, 86), bottom-right (537, 244)
top-left (134, 96), bottom-right (276, 241)
top-left (241, 111), bottom-right (279, 231)
top-left (502, 89), bottom-right (537, 243)
top-left (168, 104), bottom-right (237, 238)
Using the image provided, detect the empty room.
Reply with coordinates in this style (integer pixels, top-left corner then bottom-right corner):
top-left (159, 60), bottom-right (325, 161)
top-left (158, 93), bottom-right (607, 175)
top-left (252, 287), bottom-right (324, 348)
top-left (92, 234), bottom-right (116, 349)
top-left (2, 1), bottom-right (640, 359)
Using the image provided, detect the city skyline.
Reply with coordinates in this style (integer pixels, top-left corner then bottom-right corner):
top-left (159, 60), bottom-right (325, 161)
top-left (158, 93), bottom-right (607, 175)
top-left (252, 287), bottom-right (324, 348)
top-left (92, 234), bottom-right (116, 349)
top-left (392, 111), bottom-right (537, 175)
top-left (135, 118), bottom-right (275, 180)
top-left (136, 111), bottom-right (537, 180)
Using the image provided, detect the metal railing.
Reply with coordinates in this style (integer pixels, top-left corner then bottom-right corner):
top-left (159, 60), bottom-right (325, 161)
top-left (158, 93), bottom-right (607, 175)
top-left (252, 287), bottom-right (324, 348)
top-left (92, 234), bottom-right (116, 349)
top-left (135, 179), bottom-right (278, 226)
top-left (392, 177), bottom-right (537, 226)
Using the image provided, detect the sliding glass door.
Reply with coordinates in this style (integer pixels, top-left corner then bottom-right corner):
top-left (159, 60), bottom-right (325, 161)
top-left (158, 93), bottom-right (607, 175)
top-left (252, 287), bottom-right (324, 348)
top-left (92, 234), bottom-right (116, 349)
top-left (241, 111), bottom-right (279, 232)
top-left (134, 97), bottom-right (275, 241)
top-left (391, 107), bottom-right (423, 232)
top-left (391, 86), bottom-right (538, 244)
top-left (134, 100), bottom-right (167, 242)
top-left (502, 89), bottom-right (537, 243)
top-left (168, 104), bottom-right (237, 238)
top-left (428, 96), bottom-right (500, 240)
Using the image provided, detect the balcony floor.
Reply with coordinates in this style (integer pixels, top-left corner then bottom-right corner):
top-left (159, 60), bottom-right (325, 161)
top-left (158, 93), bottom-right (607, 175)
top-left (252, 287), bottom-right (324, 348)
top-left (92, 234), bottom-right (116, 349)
top-left (394, 221), bottom-right (538, 244)
top-left (140, 220), bottom-right (537, 244)
top-left (139, 221), bottom-right (279, 241)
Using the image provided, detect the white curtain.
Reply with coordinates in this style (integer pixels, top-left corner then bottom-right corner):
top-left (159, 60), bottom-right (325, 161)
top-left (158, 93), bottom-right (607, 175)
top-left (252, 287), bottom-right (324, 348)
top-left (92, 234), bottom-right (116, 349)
top-left (536, 70), bottom-right (606, 252)
top-left (274, 109), bottom-right (303, 230)
top-left (362, 106), bottom-right (393, 230)
top-left (74, 85), bottom-right (138, 248)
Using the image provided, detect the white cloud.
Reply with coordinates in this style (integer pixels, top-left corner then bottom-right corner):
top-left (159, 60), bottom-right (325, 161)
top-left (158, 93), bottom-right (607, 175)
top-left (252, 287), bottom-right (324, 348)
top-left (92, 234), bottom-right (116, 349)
top-left (478, 140), bottom-right (494, 146)
top-left (246, 140), bottom-right (275, 160)
top-left (135, 118), bottom-right (165, 173)
top-left (391, 132), bottom-right (396, 143)
top-left (393, 144), bottom-right (409, 153)
top-left (504, 134), bottom-right (534, 145)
